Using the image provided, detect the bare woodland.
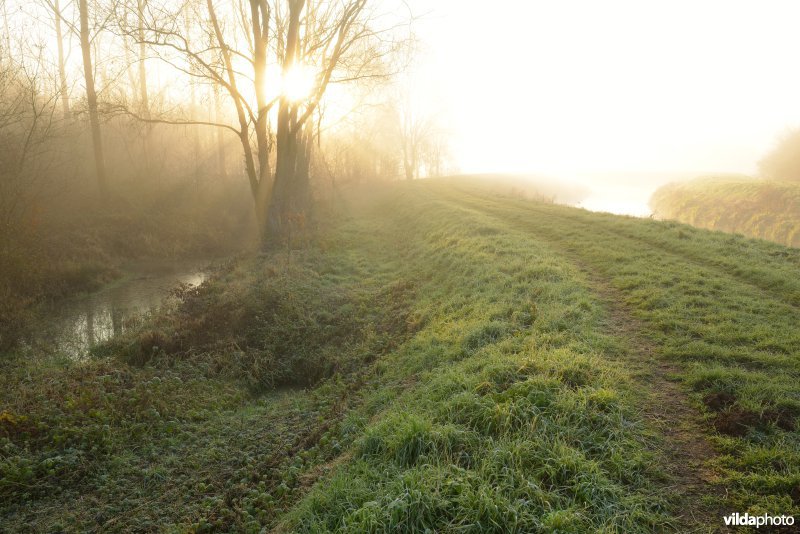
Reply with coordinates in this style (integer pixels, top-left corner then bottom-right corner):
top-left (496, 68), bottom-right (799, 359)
top-left (0, 0), bottom-right (454, 348)
top-left (0, 0), bottom-right (451, 253)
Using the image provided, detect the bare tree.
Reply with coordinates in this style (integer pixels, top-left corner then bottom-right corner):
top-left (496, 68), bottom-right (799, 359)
top-left (204, 0), bottom-right (263, 206)
top-left (268, 0), bottom-right (391, 240)
top-left (397, 99), bottom-right (432, 181)
top-left (392, 73), bottom-right (448, 181)
top-left (250, 0), bottom-right (272, 192)
top-left (1, 0), bottom-right (10, 59)
top-left (53, 0), bottom-right (70, 117)
top-left (113, 0), bottom-right (404, 245)
top-left (0, 52), bottom-right (61, 254)
top-left (136, 0), bottom-right (149, 115)
top-left (78, 0), bottom-right (108, 195)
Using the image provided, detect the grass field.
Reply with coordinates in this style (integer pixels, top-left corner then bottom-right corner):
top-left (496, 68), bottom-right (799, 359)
top-left (2, 179), bottom-right (799, 532)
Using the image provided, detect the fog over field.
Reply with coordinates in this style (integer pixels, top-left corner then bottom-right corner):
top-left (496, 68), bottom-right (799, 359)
top-left (404, 0), bottom-right (800, 215)
top-left (2, 1), bottom-right (800, 532)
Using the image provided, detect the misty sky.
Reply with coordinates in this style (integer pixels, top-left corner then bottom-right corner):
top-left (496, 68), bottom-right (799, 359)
top-left (406, 0), bottom-right (800, 177)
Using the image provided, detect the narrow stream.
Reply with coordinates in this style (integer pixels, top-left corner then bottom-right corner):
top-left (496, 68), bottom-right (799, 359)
top-left (33, 260), bottom-right (213, 359)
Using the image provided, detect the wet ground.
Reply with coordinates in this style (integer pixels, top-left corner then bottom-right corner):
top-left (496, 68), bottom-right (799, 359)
top-left (33, 260), bottom-right (212, 358)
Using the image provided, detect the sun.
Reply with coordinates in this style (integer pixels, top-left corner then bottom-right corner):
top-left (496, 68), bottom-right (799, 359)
top-left (282, 65), bottom-right (316, 102)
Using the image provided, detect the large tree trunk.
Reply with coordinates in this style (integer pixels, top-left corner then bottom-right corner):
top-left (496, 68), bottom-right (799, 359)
top-left (269, 118), bottom-right (313, 246)
top-left (79, 0), bottom-right (107, 196)
top-left (54, 0), bottom-right (70, 118)
top-left (250, 0), bottom-right (271, 184)
top-left (250, 0), bottom-right (273, 239)
top-left (268, 104), bottom-right (299, 241)
top-left (266, 0), bottom-right (305, 244)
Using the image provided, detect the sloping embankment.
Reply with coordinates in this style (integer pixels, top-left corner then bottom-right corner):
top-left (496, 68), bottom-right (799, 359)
top-left (650, 176), bottom-right (800, 248)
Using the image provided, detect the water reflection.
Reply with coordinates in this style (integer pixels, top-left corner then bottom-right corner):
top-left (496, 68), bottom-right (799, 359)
top-left (575, 185), bottom-right (654, 217)
top-left (38, 262), bottom-right (209, 359)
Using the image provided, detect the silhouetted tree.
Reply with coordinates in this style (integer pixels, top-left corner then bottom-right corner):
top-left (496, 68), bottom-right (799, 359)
top-left (78, 0), bottom-right (108, 196)
top-left (128, 0), bottom-right (403, 246)
top-left (53, 0), bottom-right (70, 118)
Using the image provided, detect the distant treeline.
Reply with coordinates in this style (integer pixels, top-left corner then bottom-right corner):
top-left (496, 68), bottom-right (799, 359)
top-left (650, 176), bottom-right (800, 248)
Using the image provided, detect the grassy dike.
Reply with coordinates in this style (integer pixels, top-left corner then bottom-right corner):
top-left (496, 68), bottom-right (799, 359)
top-left (438, 181), bottom-right (800, 525)
top-left (3, 180), bottom-right (797, 531)
top-left (650, 176), bottom-right (800, 248)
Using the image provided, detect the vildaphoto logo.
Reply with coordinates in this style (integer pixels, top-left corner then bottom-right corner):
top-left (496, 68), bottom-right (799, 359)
top-left (723, 512), bottom-right (794, 528)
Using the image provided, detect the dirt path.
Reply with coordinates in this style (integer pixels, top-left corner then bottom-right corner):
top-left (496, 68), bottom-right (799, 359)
top-left (568, 260), bottom-right (724, 532)
top-left (437, 188), bottom-right (726, 532)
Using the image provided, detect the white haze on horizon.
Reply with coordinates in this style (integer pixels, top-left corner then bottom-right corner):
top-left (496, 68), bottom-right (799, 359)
top-left (402, 0), bottom-right (800, 214)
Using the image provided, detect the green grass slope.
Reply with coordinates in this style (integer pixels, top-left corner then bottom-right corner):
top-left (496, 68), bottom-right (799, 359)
top-left (2, 180), bottom-right (799, 532)
top-left (650, 176), bottom-right (800, 248)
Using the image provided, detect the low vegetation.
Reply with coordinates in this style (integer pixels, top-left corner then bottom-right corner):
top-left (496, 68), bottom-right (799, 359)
top-left (2, 180), bottom-right (798, 531)
top-left (650, 175), bottom-right (800, 248)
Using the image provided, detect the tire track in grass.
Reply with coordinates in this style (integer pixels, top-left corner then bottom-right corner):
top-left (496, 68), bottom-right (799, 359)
top-left (555, 209), bottom-right (800, 311)
top-left (431, 185), bottom-right (725, 532)
top-left (544, 251), bottom-right (724, 532)
top-left (446, 185), bottom-right (800, 372)
top-left (440, 183), bottom-right (800, 526)
top-left (459, 184), bottom-right (800, 311)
